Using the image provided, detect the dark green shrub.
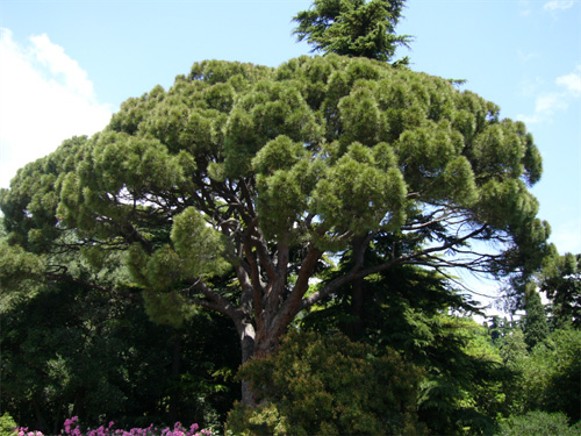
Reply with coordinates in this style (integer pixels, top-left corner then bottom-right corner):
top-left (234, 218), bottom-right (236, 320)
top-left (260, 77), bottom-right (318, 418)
top-left (497, 411), bottom-right (581, 436)
top-left (227, 330), bottom-right (426, 435)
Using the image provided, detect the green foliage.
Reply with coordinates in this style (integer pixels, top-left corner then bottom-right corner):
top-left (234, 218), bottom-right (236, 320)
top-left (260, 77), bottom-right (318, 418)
top-left (227, 330), bottom-right (426, 435)
top-left (0, 55), bottom-right (544, 322)
top-left (540, 252), bottom-right (581, 328)
top-left (0, 4), bottom-right (560, 433)
top-left (498, 327), bottom-right (527, 368)
top-left (0, 412), bottom-right (17, 435)
top-left (419, 318), bottom-right (508, 433)
top-left (171, 207), bottom-right (231, 278)
top-left (293, 0), bottom-right (412, 62)
top-left (0, 240), bottom-right (44, 310)
top-left (1, 54), bottom-right (547, 306)
top-left (526, 328), bottom-right (581, 421)
top-left (522, 284), bottom-right (549, 350)
top-left (497, 411), bottom-right (581, 436)
top-left (0, 136), bottom-right (88, 252)
top-left (312, 142), bottom-right (406, 235)
top-left (1, 53), bottom-right (550, 418)
top-left (497, 327), bottom-right (581, 422)
top-left (0, 252), bottom-right (240, 433)
top-left (227, 404), bottom-right (289, 436)
top-left (304, 263), bottom-right (510, 435)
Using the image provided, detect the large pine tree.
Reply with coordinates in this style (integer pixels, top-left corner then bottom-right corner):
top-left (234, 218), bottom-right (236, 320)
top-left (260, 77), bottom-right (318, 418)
top-left (0, 1), bottom-right (551, 406)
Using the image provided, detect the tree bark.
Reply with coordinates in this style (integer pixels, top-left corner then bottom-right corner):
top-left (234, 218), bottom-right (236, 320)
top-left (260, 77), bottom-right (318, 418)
top-left (240, 322), bottom-right (257, 406)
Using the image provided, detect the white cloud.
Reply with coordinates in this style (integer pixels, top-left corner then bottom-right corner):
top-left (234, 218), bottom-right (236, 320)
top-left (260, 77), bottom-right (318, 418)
top-left (556, 66), bottom-right (581, 96)
top-left (0, 28), bottom-right (112, 189)
top-left (535, 93), bottom-right (568, 113)
top-left (518, 66), bottom-right (581, 123)
top-left (29, 34), bottom-right (95, 99)
top-left (543, 0), bottom-right (577, 10)
top-left (517, 92), bottom-right (568, 123)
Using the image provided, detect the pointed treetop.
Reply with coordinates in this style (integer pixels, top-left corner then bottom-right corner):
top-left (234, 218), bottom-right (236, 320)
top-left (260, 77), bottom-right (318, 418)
top-left (293, 0), bottom-right (412, 63)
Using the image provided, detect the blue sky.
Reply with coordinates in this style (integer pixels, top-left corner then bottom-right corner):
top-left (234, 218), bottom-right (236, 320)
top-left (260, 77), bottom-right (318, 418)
top-left (1, 0), bottom-right (580, 262)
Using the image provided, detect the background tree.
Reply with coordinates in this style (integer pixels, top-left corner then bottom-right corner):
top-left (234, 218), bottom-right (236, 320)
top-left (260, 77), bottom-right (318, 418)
top-left (522, 282), bottom-right (549, 349)
top-left (304, 260), bottom-right (511, 434)
top-left (293, 0), bottom-right (412, 62)
top-left (540, 252), bottom-right (580, 328)
top-left (0, 219), bottom-right (239, 433)
top-left (1, 53), bottom-right (550, 406)
top-left (491, 312), bottom-right (580, 424)
top-left (495, 326), bottom-right (530, 416)
top-left (506, 328), bottom-right (581, 423)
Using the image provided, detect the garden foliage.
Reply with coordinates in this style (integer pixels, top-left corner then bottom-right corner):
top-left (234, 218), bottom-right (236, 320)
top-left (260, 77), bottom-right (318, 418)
top-left (0, 0), bottom-right (577, 432)
top-left (227, 330), bottom-right (426, 435)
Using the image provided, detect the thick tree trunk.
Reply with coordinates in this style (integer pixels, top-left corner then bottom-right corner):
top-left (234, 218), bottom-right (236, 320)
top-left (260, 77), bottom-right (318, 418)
top-left (233, 244), bottom-right (323, 407)
top-left (238, 321), bottom-right (284, 406)
top-left (240, 322), bottom-right (257, 406)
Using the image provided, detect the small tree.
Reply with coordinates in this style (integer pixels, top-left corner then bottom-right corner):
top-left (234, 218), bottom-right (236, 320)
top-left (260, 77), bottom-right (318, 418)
top-left (227, 330), bottom-right (426, 435)
top-left (540, 252), bottom-right (581, 328)
top-left (522, 282), bottom-right (549, 349)
top-left (293, 0), bottom-right (412, 62)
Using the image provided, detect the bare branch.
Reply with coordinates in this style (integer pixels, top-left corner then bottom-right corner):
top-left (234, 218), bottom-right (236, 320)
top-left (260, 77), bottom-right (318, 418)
top-left (303, 225), bottom-right (489, 308)
top-left (185, 279), bottom-right (244, 326)
top-left (268, 244), bottom-right (322, 339)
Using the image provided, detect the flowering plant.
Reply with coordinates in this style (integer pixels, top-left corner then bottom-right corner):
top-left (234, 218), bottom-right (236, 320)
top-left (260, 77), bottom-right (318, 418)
top-left (16, 416), bottom-right (211, 436)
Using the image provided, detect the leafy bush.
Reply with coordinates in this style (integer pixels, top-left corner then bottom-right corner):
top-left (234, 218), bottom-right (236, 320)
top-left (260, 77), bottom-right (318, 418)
top-left (1, 277), bottom-right (239, 432)
top-left (501, 327), bottom-right (581, 421)
top-left (496, 411), bottom-right (581, 436)
top-left (1, 412), bottom-right (18, 435)
top-left (227, 330), bottom-right (426, 435)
